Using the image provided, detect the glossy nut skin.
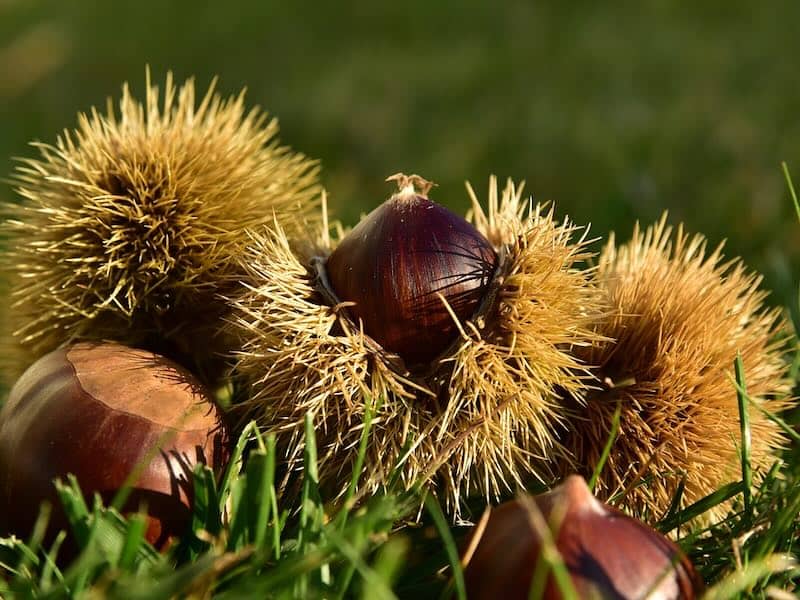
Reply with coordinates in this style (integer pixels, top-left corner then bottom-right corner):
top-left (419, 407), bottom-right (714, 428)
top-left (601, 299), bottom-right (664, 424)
top-left (0, 342), bottom-right (229, 549)
top-left (325, 185), bottom-right (497, 367)
top-left (463, 476), bottom-right (702, 600)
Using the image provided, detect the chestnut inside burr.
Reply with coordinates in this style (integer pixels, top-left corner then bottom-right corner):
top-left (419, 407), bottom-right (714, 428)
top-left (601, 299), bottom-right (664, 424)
top-left (318, 175), bottom-right (499, 368)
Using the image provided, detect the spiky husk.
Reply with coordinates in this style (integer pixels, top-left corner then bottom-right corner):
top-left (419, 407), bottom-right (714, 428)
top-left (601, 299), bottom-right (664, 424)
top-left (230, 177), bottom-right (607, 516)
top-left (2, 71), bottom-right (320, 384)
top-left (560, 216), bottom-right (792, 523)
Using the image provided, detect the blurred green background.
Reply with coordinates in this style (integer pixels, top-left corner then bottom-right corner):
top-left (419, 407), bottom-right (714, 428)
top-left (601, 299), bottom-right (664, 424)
top-left (2, 0), bottom-right (799, 308)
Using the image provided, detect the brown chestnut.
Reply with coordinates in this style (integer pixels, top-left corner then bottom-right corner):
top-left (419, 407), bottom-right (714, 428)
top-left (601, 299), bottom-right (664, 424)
top-left (462, 475), bottom-right (702, 599)
top-left (323, 174), bottom-right (497, 367)
top-left (0, 342), bottom-right (229, 549)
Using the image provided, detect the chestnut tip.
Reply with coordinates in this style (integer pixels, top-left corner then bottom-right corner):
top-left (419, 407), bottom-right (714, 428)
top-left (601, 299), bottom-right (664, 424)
top-left (385, 172), bottom-right (436, 197)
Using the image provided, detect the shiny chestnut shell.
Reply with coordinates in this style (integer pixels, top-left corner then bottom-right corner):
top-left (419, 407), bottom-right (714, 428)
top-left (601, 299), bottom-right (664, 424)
top-left (325, 178), bottom-right (497, 367)
top-left (463, 475), bottom-right (701, 599)
top-left (0, 342), bottom-right (229, 549)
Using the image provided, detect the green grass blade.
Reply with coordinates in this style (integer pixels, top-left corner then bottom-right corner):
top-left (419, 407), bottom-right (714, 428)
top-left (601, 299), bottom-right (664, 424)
top-left (297, 411), bottom-right (324, 596)
top-left (117, 513), bottom-right (148, 571)
top-left (789, 342), bottom-right (800, 383)
top-left (517, 496), bottom-right (578, 600)
top-left (588, 401), bottom-right (621, 491)
top-left (782, 162), bottom-right (800, 334)
top-left (15, 500), bottom-right (51, 579)
top-left (225, 473), bottom-right (246, 551)
top-left (265, 433), bottom-right (282, 559)
top-left (104, 552), bottom-right (244, 600)
top-left (39, 530), bottom-right (66, 591)
top-left (659, 481), bottom-right (743, 533)
top-left (730, 377), bottom-right (800, 445)
top-left (1, 535), bottom-right (39, 576)
top-left (387, 436), bottom-right (416, 491)
top-left (300, 411), bottom-right (323, 540)
top-left (659, 476), bottom-right (686, 526)
top-left (218, 420), bottom-right (262, 503)
top-left (734, 353), bottom-right (752, 522)
top-left (247, 452), bottom-right (272, 549)
top-left (335, 394), bottom-right (378, 531)
top-left (424, 494), bottom-right (466, 600)
top-left (225, 441), bottom-right (278, 553)
top-left (217, 547), bottom-right (332, 598)
top-left (54, 475), bottom-right (91, 547)
top-left (782, 162), bottom-right (800, 224)
top-left (192, 464), bottom-right (222, 539)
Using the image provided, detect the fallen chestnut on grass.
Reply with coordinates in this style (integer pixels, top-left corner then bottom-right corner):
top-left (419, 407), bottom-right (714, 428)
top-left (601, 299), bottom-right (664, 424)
top-left (0, 342), bottom-right (229, 549)
top-left (322, 173), bottom-right (498, 367)
top-left (462, 475), bottom-right (702, 599)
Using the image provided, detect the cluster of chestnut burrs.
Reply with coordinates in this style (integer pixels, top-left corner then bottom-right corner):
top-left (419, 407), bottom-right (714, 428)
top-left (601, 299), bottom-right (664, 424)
top-left (0, 73), bottom-right (792, 597)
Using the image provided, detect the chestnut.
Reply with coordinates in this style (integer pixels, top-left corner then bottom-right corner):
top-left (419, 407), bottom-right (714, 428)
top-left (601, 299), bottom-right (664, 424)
top-left (462, 475), bottom-right (702, 599)
top-left (0, 342), bottom-right (229, 549)
top-left (323, 173), bottom-right (497, 367)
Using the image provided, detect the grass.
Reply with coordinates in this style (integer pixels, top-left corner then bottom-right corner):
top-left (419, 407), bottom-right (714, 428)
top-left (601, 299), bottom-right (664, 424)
top-left (0, 423), bottom-right (422, 599)
top-left (2, 405), bottom-right (800, 598)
